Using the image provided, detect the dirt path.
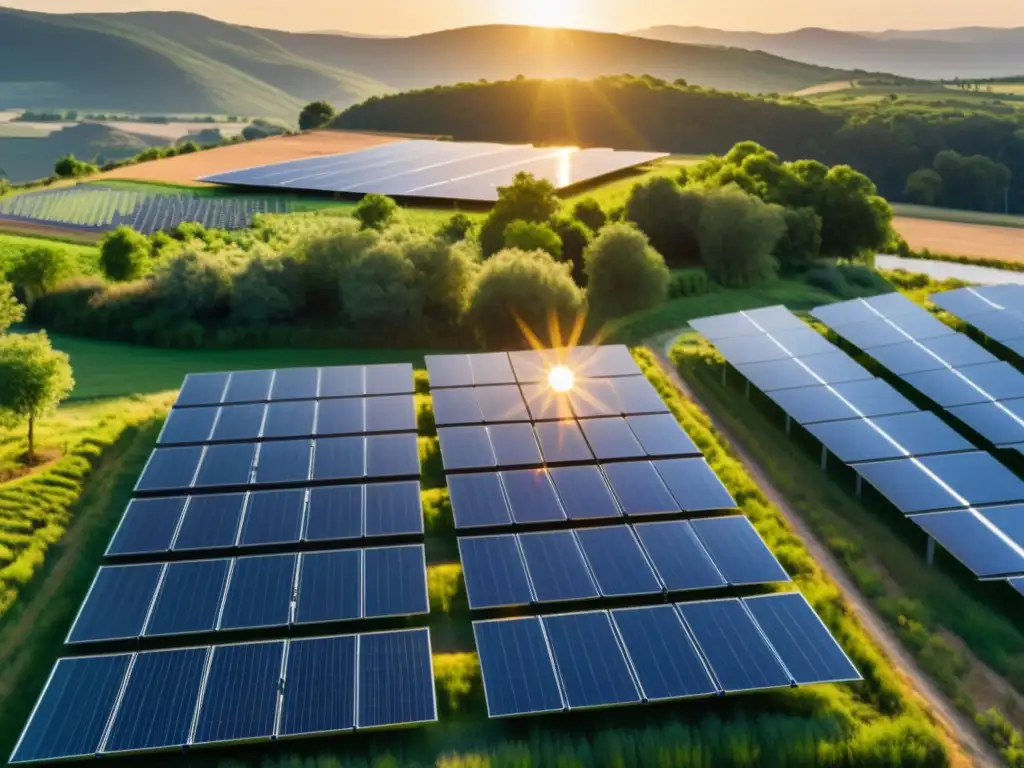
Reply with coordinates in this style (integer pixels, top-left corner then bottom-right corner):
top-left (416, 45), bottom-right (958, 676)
top-left (647, 333), bottom-right (1001, 768)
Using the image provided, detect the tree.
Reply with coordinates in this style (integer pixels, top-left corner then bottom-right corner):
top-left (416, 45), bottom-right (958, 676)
top-left (354, 193), bottom-right (398, 230)
top-left (551, 217), bottom-right (591, 285)
top-left (503, 220), bottom-right (563, 259)
top-left (437, 213), bottom-right (474, 243)
top-left (933, 150), bottom-right (1011, 212)
top-left (339, 244), bottom-right (423, 329)
top-left (466, 249), bottom-right (583, 349)
top-left (904, 168), bottom-right (943, 206)
top-left (773, 206), bottom-right (822, 270)
top-left (479, 173), bottom-right (560, 256)
top-left (697, 187), bottom-right (784, 288)
top-left (299, 101), bottom-right (337, 131)
top-left (572, 198), bottom-right (607, 232)
top-left (815, 165), bottom-right (893, 259)
top-left (8, 246), bottom-right (72, 304)
top-left (100, 227), bottom-right (151, 281)
top-left (0, 281), bottom-right (24, 334)
top-left (230, 257), bottom-right (299, 327)
top-left (406, 236), bottom-right (479, 331)
top-left (584, 223), bottom-right (669, 318)
top-left (0, 332), bottom-right (74, 463)
top-left (625, 176), bottom-right (703, 267)
top-left (53, 154), bottom-right (98, 179)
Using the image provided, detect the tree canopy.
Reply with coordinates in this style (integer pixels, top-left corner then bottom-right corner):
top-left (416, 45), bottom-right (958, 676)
top-left (299, 100), bottom-right (337, 131)
top-left (584, 223), bottom-right (669, 318)
top-left (100, 226), bottom-right (151, 281)
top-left (480, 173), bottom-right (560, 257)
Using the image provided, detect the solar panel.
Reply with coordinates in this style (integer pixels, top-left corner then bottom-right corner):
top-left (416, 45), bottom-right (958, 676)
top-left (608, 376), bottom-right (672, 415)
top-left (633, 521), bottom-right (726, 592)
top-left (144, 558), bottom-right (229, 637)
top-left (135, 445), bottom-right (203, 494)
top-left (677, 599), bottom-right (791, 693)
top-left (534, 420), bottom-right (593, 464)
top-left (223, 370), bottom-right (273, 405)
top-left (567, 378), bottom-right (620, 417)
top-left (269, 367), bottom-right (319, 401)
top-left (472, 352), bottom-right (518, 384)
top-left (549, 465), bottom-right (622, 520)
top-left (918, 452), bottom-right (1024, 507)
top-left (977, 504), bottom-right (1024, 548)
top-left (365, 394), bottom-right (417, 433)
top-left (364, 480), bottom-right (424, 537)
top-left (106, 496), bottom-right (186, 557)
top-left (602, 461), bottom-right (681, 517)
top-left (520, 383), bottom-right (573, 421)
top-left (176, 372), bottom-right (228, 407)
top-left (489, 422), bottom-right (543, 467)
top-left (769, 326), bottom-right (837, 357)
top-left (518, 531), bottom-right (599, 603)
top-left (473, 617), bottom-right (564, 718)
top-left (609, 606), bottom-right (718, 701)
top-left (425, 354), bottom-right (474, 388)
top-left (253, 439), bottom-right (311, 486)
top-left (194, 442), bottom-right (256, 489)
top-left (312, 436), bottom-right (365, 482)
top-left (911, 511), bottom-right (1024, 578)
top-left (712, 333), bottom-right (792, 365)
top-left (691, 516), bottom-right (790, 586)
top-left (262, 400), bottom-right (316, 439)
top-left (448, 472), bottom-right (513, 529)
top-left (320, 365), bottom-right (365, 398)
top-left (808, 412), bottom-right (972, 464)
top-left (431, 387), bottom-right (483, 427)
top-left (476, 385), bottom-right (530, 422)
top-left (191, 640), bottom-right (284, 744)
top-left (211, 403), bottom-right (265, 442)
top-left (1011, 577), bottom-right (1024, 596)
top-left (304, 485), bottom-right (363, 541)
top-left (238, 489), bottom-right (304, 547)
top-left (279, 635), bottom-right (357, 736)
top-left (568, 345), bottom-right (640, 378)
top-left (654, 458), bottom-right (736, 511)
top-left (315, 398), bottom-right (365, 436)
top-left (357, 628), bottom-right (437, 728)
top-left (9, 654), bottom-right (132, 764)
top-left (574, 527), bottom-right (661, 597)
top-left (625, 413), bottom-right (701, 457)
top-left (736, 352), bottom-right (869, 393)
top-left (578, 417), bottom-right (646, 460)
top-left (458, 535), bottom-right (533, 609)
top-left (362, 544), bottom-right (429, 619)
top-left (158, 406), bottom-right (217, 445)
top-left (542, 611), bottom-right (642, 709)
top-left (293, 549), bottom-right (362, 625)
top-left (932, 286), bottom-right (999, 318)
top-left (218, 553), bottom-right (297, 630)
top-left (365, 433), bottom-right (427, 479)
top-left (173, 493), bottom-right (245, 551)
top-left (947, 401), bottom-right (1024, 446)
top-left (744, 593), bottom-right (861, 685)
top-left (853, 460), bottom-right (963, 514)
top-left (67, 563), bottom-right (163, 644)
top-left (364, 362), bottom-right (414, 396)
top-left (501, 469), bottom-right (567, 524)
top-left (437, 426), bottom-right (496, 471)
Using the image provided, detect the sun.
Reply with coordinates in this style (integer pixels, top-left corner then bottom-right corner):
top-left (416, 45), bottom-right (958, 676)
top-left (548, 365), bottom-right (575, 392)
top-left (520, 0), bottom-right (584, 28)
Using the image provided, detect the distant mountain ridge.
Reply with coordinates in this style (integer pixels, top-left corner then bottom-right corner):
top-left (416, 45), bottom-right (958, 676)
top-left (631, 25), bottom-right (1024, 79)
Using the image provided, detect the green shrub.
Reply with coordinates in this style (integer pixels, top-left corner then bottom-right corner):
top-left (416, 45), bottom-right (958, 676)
top-left (99, 227), bottom-right (150, 282)
top-left (804, 265), bottom-right (850, 296)
top-left (572, 197), bottom-right (607, 231)
top-left (7, 246), bottom-right (73, 304)
top-left (353, 193), bottom-right (398, 230)
top-left (339, 243), bottom-right (421, 329)
top-left (479, 173), bottom-right (560, 257)
top-left (584, 223), bottom-right (669, 318)
top-left (437, 213), bottom-right (474, 243)
top-left (625, 176), bottom-right (703, 267)
top-left (503, 220), bottom-right (563, 259)
top-left (697, 187), bottom-right (783, 287)
top-left (669, 267), bottom-right (713, 298)
top-left (53, 155), bottom-right (98, 179)
top-left (552, 216), bottom-right (591, 285)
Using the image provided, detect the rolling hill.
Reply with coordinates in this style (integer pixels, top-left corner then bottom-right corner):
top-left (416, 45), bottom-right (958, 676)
top-left (631, 25), bottom-right (1024, 80)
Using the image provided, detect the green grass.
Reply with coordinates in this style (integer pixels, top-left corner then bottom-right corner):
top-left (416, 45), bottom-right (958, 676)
top-left (0, 233), bottom-right (100, 276)
top-left (892, 203), bottom-right (1024, 229)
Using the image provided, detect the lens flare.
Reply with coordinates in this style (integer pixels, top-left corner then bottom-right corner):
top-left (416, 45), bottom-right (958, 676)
top-left (548, 365), bottom-right (575, 392)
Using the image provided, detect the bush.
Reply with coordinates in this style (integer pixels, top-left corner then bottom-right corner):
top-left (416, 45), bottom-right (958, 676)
top-left (503, 220), bottom-right (562, 259)
top-left (99, 227), bottom-right (151, 281)
top-left (298, 100), bottom-right (336, 131)
top-left (572, 198), bottom-right (607, 231)
top-left (838, 263), bottom-right (891, 292)
top-left (437, 213), bottom-right (474, 243)
top-left (669, 267), bottom-right (713, 298)
top-left (339, 243), bottom-right (422, 329)
top-left (466, 249), bottom-right (583, 349)
top-left (354, 193), bottom-right (398, 230)
top-left (774, 206), bottom-right (822, 270)
top-left (697, 187), bottom-right (784, 287)
top-left (405, 236), bottom-right (479, 332)
top-left (584, 223), bottom-right (669, 318)
top-left (53, 155), bottom-right (98, 179)
top-left (624, 176), bottom-right (703, 267)
top-left (805, 265), bottom-right (850, 297)
top-left (7, 247), bottom-right (73, 304)
top-left (229, 257), bottom-right (299, 327)
top-left (479, 173), bottom-right (560, 257)
top-left (552, 216), bottom-right (591, 285)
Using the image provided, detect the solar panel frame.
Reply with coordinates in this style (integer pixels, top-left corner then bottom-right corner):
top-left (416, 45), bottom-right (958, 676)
top-left (853, 459), bottom-right (964, 515)
top-left (447, 472), bottom-right (513, 529)
top-left (175, 372), bottom-right (229, 408)
top-left (303, 485), bottom-right (364, 542)
top-left (356, 627), bottom-right (437, 730)
top-left (918, 451), bottom-right (1024, 508)
top-left (690, 516), bottom-right (791, 586)
top-left (361, 544), bottom-right (429, 619)
top-left (472, 616), bottom-right (565, 718)
top-left (105, 496), bottom-right (187, 557)
top-left (278, 635), bottom-right (357, 738)
top-left (293, 549), bottom-right (363, 626)
top-left (217, 553), bottom-right (298, 631)
top-left (458, 534), bottom-right (534, 609)
top-left (654, 458), bottom-right (737, 512)
top-left (633, 520), bottom-right (727, 592)
top-left (437, 426), bottom-right (498, 471)
top-left (171, 493), bottom-right (246, 552)
top-left (134, 445), bottom-right (204, 495)
top-left (66, 563), bottom-right (164, 645)
top-left (363, 480), bottom-right (424, 538)
top-left (143, 558), bottom-right (230, 638)
top-left (193, 442), bottom-right (256, 491)
top-left (252, 439), bottom-right (312, 487)
top-left (911, 510), bottom-right (1024, 578)
top-left (269, 367), bottom-right (320, 402)
top-left (574, 526), bottom-right (662, 598)
top-left (533, 420), bottom-right (594, 464)
top-left (157, 406), bottom-right (218, 446)
top-left (500, 469), bottom-right (567, 525)
top-left (488, 422), bottom-right (544, 467)
top-left (626, 413), bottom-right (702, 457)
top-left (602, 461), bottom-right (682, 517)
top-left (518, 530), bottom-right (599, 604)
top-left (549, 465), bottom-right (623, 520)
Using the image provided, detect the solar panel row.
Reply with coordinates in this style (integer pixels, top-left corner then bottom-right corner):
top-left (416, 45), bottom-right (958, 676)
top-left (135, 433), bottom-right (421, 495)
top-left (200, 141), bottom-right (668, 203)
top-left (473, 594), bottom-right (860, 718)
top-left (68, 545), bottom-right (429, 644)
top-left (447, 459), bottom-right (735, 530)
top-left (458, 518), bottom-right (789, 610)
top-left (427, 345), bottom-right (640, 387)
top-left (11, 628), bottom-right (436, 764)
top-left (932, 284), bottom-right (1024, 356)
top-left (108, 482), bottom-right (424, 557)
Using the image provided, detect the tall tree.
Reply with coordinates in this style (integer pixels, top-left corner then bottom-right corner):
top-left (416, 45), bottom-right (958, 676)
top-left (299, 101), bottom-right (337, 131)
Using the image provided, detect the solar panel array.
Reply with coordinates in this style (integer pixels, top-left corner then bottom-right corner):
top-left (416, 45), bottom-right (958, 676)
top-left (430, 346), bottom-right (858, 718)
top-left (693, 303), bottom-right (1024, 591)
top-left (474, 594), bottom-right (859, 718)
top-left (931, 284), bottom-right (1024, 358)
top-left (13, 362), bottom-right (437, 763)
top-left (11, 629), bottom-right (436, 764)
top-left (201, 140), bottom-right (668, 203)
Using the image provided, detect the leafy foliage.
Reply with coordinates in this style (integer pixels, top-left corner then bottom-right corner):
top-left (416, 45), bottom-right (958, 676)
top-left (551, 216), bottom-right (591, 285)
top-left (572, 197), bottom-right (607, 232)
top-left (0, 332), bottom-right (73, 461)
top-left (53, 154), bottom-right (99, 179)
top-left (353, 193), bottom-right (399, 230)
top-left (99, 227), bottom-right (151, 282)
top-left (437, 213), bottom-right (474, 243)
top-left (503, 220), bottom-right (563, 259)
top-left (584, 223), bottom-right (669, 318)
top-left (479, 173), bottom-right (560, 257)
top-left (7, 247), bottom-right (73, 304)
top-left (298, 100), bottom-right (336, 131)
top-left (697, 187), bottom-right (784, 287)
top-left (625, 176), bottom-right (703, 266)
top-left (340, 243), bottom-right (422, 329)
top-left (0, 281), bottom-right (24, 334)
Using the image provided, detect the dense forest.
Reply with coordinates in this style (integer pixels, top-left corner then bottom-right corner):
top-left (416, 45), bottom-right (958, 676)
top-left (335, 76), bottom-right (1024, 215)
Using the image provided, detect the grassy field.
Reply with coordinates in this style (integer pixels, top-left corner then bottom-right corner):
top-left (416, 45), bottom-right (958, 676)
top-left (0, 233), bottom-right (100, 275)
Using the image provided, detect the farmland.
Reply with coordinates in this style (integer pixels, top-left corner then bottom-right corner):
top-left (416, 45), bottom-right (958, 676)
top-left (894, 217), bottom-right (1024, 261)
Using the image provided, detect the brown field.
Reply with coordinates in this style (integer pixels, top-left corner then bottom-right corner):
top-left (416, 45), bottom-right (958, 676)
top-left (893, 216), bottom-right (1024, 261)
top-left (98, 130), bottom-right (406, 186)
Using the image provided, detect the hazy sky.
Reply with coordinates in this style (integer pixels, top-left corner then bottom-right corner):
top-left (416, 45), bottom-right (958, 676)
top-left (7, 0), bottom-right (1024, 35)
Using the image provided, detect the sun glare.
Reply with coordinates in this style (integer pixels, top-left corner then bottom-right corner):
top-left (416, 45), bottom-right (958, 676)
top-left (520, 0), bottom-right (584, 28)
top-left (548, 365), bottom-right (575, 392)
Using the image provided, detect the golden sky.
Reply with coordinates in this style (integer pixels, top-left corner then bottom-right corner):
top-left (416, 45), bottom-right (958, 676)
top-left (7, 0), bottom-right (1024, 34)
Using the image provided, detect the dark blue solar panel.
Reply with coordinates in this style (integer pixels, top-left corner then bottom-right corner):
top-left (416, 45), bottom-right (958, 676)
top-left (192, 641), bottom-right (284, 744)
top-left (654, 458), bottom-right (736, 511)
top-left (253, 440), bottom-right (311, 485)
top-left (765, 385), bottom-right (858, 425)
top-left (313, 436), bottom-right (365, 481)
top-left (602, 461), bottom-right (681, 516)
top-left (867, 340), bottom-right (951, 376)
top-left (542, 612), bottom-right (641, 709)
top-left (518, 531), bottom-right (598, 603)
top-left (533, 420), bottom-right (593, 464)
top-left (471, 352), bottom-right (517, 385)
top-left (854, 459), bottom-right (963, 514)
top-left (159, 406), bottom-right (217, 445)
top-left (106, 496), bottom-right (185, 556)
top-left (426, 354), bottom-right (474, 388)
top-left (549, 465), bottom-right (622, 520)
top-left (609, 376), bottom-right (671, 415)
top-left (68, 564), bottom-right (163, 644)
top-left (811, 297), bottom-right (894, 328)
top-left (969, 310), bottom-right (1024, 342)
top-left (574, 527), bottom-right (661, 597)
top-left (211, 403), bottom-right (265, 442)
top-left (832, 317), bottom-right (921, 349)
top-left (634, 521), bottom-right (726, 591)
top-left (320, 365), bottom-right (365, 398)
top-left (570, 345), bottom-right (639, 378)
top-left (745, 593), bottom-right (860, 685)
top-left (262, 401), bottom-right (316, 439)
top-left (365, 395), bottom-right (417, 433)
top-left (901, 368), bottom-right (987, 408)
top-left (459, 535), bottom-right (533, 609)
top-left (889, 310), bottom-right (957, 342)
top-left (520, 384), bottom-right (573, 421)
top-left (488, 423), bottom-right (543, 467)
top-left (799, 353), bottom-right (873, 386)
top-left (305, 485), bottom-right (363, 541)
top-left (366, 433), bottom-right (420, 478)
top-left (919, 452), bottom-right (1024, 507)
top-left (269, 367), bottom-right (319, 401)
top-left (870, 411), bottom-right (973, 456)
top-left (223, 370), bottom-right (273, 405)
top-left (136, 445), bottom-right (203, 493)
top-left (473, 617), bottom-right (564, 717)
top-left (677, 599), bottom-right (791, 693)
top-left (691, 516), bottom-right (790, 586)
top-left (1011, 577), bottom-right (1024, 596)
top-left (919, 334), bottom-right (998, 369)
top-left (743, 305), bottom-right (808, 333)
top-left (830, 379), bottom-right (919, 419)
top-left (949, 401), bottom-right (1024, 446)
top-left (501, 469), bottom-right (566, 524)
top-left (431, 388), bottom-right (483, 426)
top-left (315, 398), bottom-right (364, 436)
top-left (172, 493), bottom-right (245, 551)
top-left (931, 287), bottom-right (996, 319)
top-left (977, 504), bottom-right (1024, 548)
top-left (567, 377), bottom-right (621, 417)
top-left (10, 654), bottom-right (131, 764)
top-left (690, 311), bottom-right (761, 340)
top-left (357, 629), bottom-right (436, 728)
top-left (735, 357), bottom-right (820, 392)
top-left (610, 606), bottom-right (718, 701)
top-left (363, 545), bottom-right (428, 618)
top-left (364, 363), bottom-right (414, 396)
top-left (364, 481), bottom-right (423, 537)
top-left (509, 348), bottom-right (557, 383)
top-left (626, 413), bottom-right (701, 457)
top-left (913, 511), bottom-right (1024, 577)
top-left (438, 426), bottom-right (496, 471)
top-left (476, 385), bottom-right (530, 422)
top-left (712, 333), bottom-right (791, 365)
top-left (770, 326), bottom-right (836, 357)
top-left (806, 418), bottom-right (906, 464)
top-left (218, 554), bottom-right (296, 630)
top-left (294, 550), bottom-right (362, 624)
top-left (102, 647), bottom-right (207, 754)
top-left (238, 489), bottom-right (304, 547)
top-left (194, 442), bottom-right (255, 489)
top-left (447, 472), bottom-right (512, 529)
top-left (144, 558), bottom-right (229, 637)
top-left (578, 417), bottom-right (646, 460)
top-left (279, 635), bottom-right (357, 736)
top-left (176, 372), bottom-right (228, 407)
